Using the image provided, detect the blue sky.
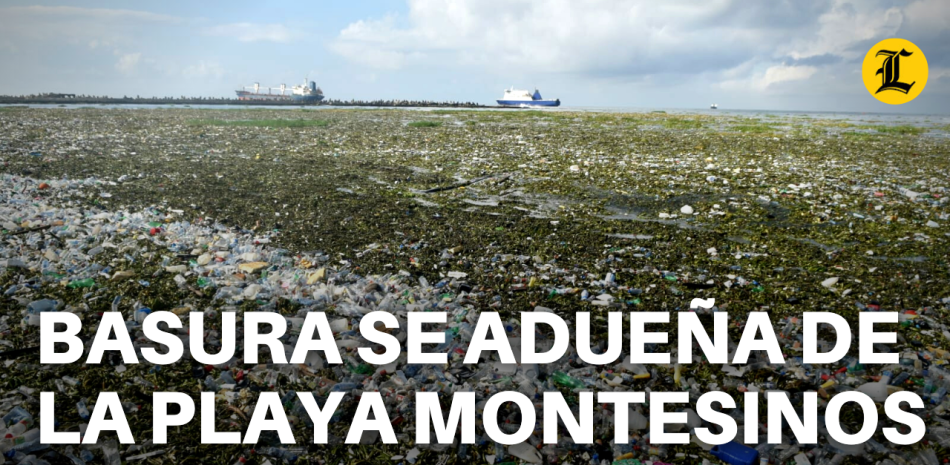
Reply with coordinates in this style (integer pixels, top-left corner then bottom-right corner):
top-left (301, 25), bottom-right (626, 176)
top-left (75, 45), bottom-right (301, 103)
top-left (1, 0), bottom-right (948, 113)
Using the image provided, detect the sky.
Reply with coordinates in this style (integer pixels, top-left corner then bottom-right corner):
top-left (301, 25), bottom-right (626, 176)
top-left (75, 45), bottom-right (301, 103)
top-left (0, 0), bottom-right (948, 113)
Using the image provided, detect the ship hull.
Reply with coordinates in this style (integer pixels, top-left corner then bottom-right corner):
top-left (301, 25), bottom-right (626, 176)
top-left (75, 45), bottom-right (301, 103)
top-left (497, 99), bottom-right (560, 107)
top-left (235, 91), bottom-right (323, 103)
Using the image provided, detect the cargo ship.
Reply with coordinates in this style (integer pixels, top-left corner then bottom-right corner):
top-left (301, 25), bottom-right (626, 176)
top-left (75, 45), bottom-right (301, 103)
top-left (496, 87), bottom-right (560, 107)
top-left (235, 79), bottom-right (324, 103)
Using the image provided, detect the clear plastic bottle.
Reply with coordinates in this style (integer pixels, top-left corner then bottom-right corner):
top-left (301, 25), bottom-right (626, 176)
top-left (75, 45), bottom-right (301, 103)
top-left (13, 428), bottom-right (41, 452)
top-left (1, 435), bottom-right (14, 458)
top-left (102, 439), bottom-right (121, 465)
top-left (77, 399), bottom-right (90, 420)
top-left (6, 421), bottom-right (27, 437)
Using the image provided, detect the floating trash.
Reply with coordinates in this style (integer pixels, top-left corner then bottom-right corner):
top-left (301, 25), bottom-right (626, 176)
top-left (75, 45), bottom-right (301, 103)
top-left (0, 108), bottom-right (948, 464)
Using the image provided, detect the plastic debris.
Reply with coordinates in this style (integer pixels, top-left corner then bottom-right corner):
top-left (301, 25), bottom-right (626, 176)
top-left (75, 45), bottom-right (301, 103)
top-left (1, 108), bottom-right (949, 464)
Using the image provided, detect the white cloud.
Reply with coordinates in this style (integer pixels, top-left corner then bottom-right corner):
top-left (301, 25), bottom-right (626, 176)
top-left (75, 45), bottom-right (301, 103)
top-left (719, 63), bottom-right (819, 93)
top-left (115, 53), bottom-right (142, 75)
top-left (331, 0), bottom-right (856, 79)
top-left (330, 0), bottom-right (762, 74)
top-left (784, 0), bottom-right (903, 60)
top-left (88, 39), bottom-right (115, 50)
top-left (204, 23), bottom-right (303, 43)
top-left (183, 61), bottom-right (226, 79)
top-left (931, 67), bottom-right (950, 82)
top-left (903, 0), bottom-right (950, 37)
top-left (329, 42), bottom-right (422, 70)
top-left (756, 64), bottom-right (818, 90)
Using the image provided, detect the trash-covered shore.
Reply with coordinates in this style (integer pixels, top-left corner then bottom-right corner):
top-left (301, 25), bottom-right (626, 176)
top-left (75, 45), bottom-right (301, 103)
top-left (1, 107), bottom-right (950, 465)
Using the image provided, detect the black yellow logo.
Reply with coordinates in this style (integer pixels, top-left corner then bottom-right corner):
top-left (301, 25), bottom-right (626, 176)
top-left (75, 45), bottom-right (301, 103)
top-left (862, 38), bottom-right (928, 105)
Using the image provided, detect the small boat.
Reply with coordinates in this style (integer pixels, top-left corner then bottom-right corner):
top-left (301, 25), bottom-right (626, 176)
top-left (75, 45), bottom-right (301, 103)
top-left (497, 87), bottom-right (560, 107)
top-left (710, 103), bottom-right (718, 109)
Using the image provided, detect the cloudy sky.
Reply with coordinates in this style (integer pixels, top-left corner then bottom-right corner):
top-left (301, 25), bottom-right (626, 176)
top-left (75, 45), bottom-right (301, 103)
top-left (1, 0), bottom-right (948, 113)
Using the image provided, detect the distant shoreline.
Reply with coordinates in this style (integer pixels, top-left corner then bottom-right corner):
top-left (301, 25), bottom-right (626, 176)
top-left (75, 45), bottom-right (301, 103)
top-left (0, 96), bottom-right (495, 108)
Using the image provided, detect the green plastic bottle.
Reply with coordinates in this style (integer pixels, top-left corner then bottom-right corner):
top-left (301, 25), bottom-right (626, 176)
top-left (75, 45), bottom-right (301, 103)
top-left (347, 363), bottom-right (375, 375)
top-left (551, 371), bottom-right (586, 390)
top-left (67, 278), bottom-right (95, 289)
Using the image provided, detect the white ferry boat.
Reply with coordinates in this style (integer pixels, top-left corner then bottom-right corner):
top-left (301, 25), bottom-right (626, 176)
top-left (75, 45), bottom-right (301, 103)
top-left (497, 87), bottom-right (560, 107)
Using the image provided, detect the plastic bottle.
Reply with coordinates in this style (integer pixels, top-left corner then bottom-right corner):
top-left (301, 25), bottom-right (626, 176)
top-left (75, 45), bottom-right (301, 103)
top-left (6, 421), bottom-right (27, 437)
top-left (330, 382), bottom-right (358, 392)
top-left (134, 307), bottom-right (152, 323)
top-left (550, 371), bottom-right (586, 390)
top-left (494, 442), bottom-right (507, 461)
top-left (628, 409), bottom-right (648, 431)
top-left (890, 371), bottom-right (911, 386)
top-left (932, 386), bottom-right (948, 404)
top-left (857, 380), bottom-right (888, 402)
top-left (102, 439), bottom-right (121, 465)
top-left (4, 449), bottom-right (26, 463)
top-left (77, 399), bottom-right (90, 420)
top-left (26, 299), bottom-right (58, 314)
top-left (66, 278), bottom-right (95, 289)
top-left (0, 436), bottom-right (13, 458)
top-left (62, 446), bottom-right (84, 465)
top-left (256, 446), bottom-right (300, 462)
top-left (12, 428), bottom-right (40, 452)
